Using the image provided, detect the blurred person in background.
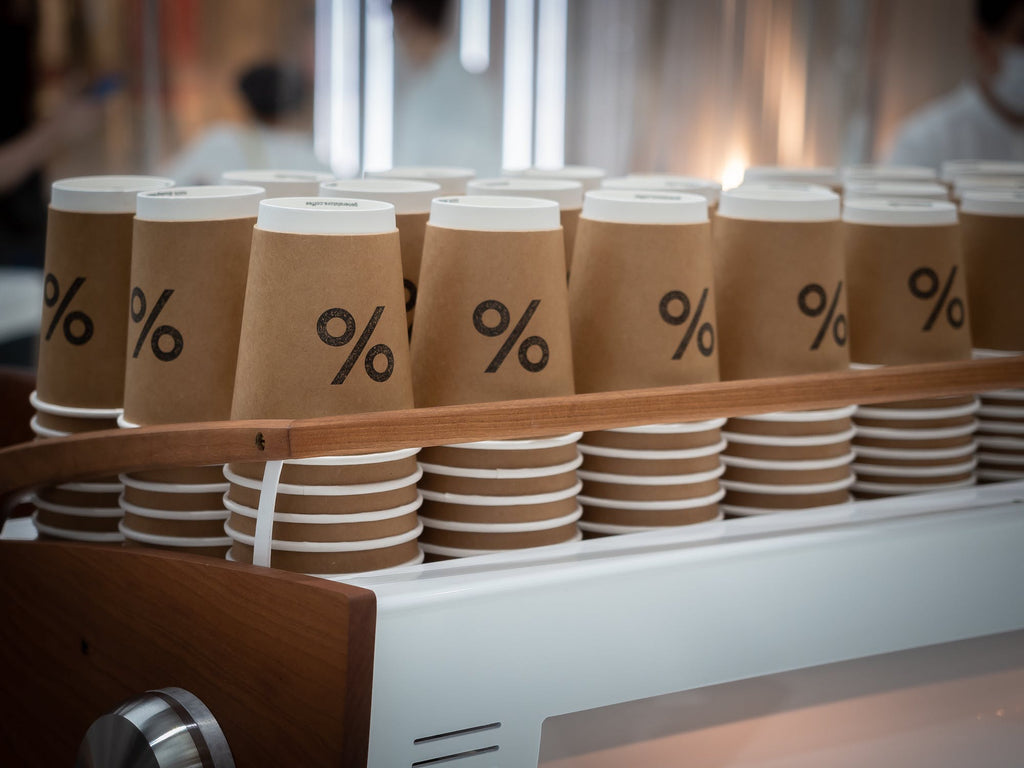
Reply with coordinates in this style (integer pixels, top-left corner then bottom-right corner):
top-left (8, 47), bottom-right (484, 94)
top-left (162, 61), bottom-right (327, 184)
top-left (888, 0), bottom-right (1024, 167)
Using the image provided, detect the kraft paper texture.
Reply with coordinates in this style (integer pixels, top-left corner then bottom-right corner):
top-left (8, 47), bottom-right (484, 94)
top-left (227, 455), bottom-right (417, 485)
top-left (229, 539), bottom-right (420, 574)
top-left (36, 210), bottom-right (135, 408)
top-left (122, 514), bottom-right (226, 539)
top-left (227, 511), bottom-right (419, 543)
top-left (419, 442), bottom-right (579, 469)
top-left (417, 469), bottom-right (578, 496)
top-left (580, 452), bottom-right (722, 476)
top-left (569, 219), bottom-right (720, 393)
top-left (581, 427), bottom-right (721, 451)
top-left (561, 208), bottom-right (580, 275)
top-left (723, 440), bottom-right (852, 461)
top-left (397, 212), bottom-right (429, 333)
top-left (122, 217), bottom-right (255, 425)
top-left (714, 218), bottom-right (849, 379)
top-left (581, 502), bottom-right (719, 527)
top-left (723, 464), bottom-right (852, 485)
top-left (411, 226), bottom-right (574, 406)
top-left (845, 223), bottom-right (972, 364)
top-left (960, 212), bottom-right (1024, 351)
top-left (417, 496), bottom-right (578, 524)
top-left (725, 417), bottom-right (852, 437)
top-left (231, 229), bottom-right (413, 420)
top-left (419, 524), bottom-right (578, 550)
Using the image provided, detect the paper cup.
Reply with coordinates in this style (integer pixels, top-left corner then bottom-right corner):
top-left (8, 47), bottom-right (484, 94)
top-left (124, 186), bottom-right (262, 425)
top-left (418, 454), bottom-right (581, 496)
top-left (221, 169), bottom-right (334, 197)
top-left (411, 196), bottom-right (573, 406)
top-left (723, 439), bottom-right (853, 461)
top-left (122, 511), bottom-right (230, 539)
top-left (420, 440), bottom-right (579, 470)
top-left (977, 403), bottom-right (1024, 420)
top-left (417, 495), bottom-right (579, 524)
top-left (365, 166), bottom-right (475, 196)
top-left (976, 434), bottom-right (1024, 451)
top-left (976, 421), bottom-right (1024, 436)
top-left (227, 447), bottom-right (420, 486)
top-left (714, 185), bottom-right (846, 379)
top-left (231, 197), bottom-right (413, 420)
top-left (31, 410), bottom-right (119, 433)
top-left (222, 493), bottom-right (422, 525)
top-left (726, 417), bottom-right (852, 437)
top-left (120, 474), bottom-right (228, 512)
top-left (853, 442), bottom-right (978, 468)
top-left (720, 452), bottom-right (854, 470)
top-left (582, 426), bottom-right (723, 452)
top-left (578, 437), bottom-right (727, 461)
top-left (722, 463), bottom-right (853, 485)
top-left (570, 190), bottom-right (718, 393)
top-left (580, 450), bottom-right (722, 476)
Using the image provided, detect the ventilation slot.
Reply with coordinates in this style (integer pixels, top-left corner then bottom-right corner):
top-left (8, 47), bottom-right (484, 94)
top-left (414, 722), bottom-right (501, 745)
top-left (411, 745), bottom-right (499, 766)
top-left (412, 722), bottom-right (502, 766)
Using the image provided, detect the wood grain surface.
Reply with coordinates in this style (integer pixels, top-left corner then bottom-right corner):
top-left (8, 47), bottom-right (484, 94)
top-left (0, 540), bottom-right (376, 767)
top-left (1, 357), bottom-right (1022, 510)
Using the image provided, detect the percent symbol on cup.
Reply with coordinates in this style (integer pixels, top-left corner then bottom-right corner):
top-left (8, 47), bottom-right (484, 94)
top-left (316, 306), bottom-right (394, 385)
top-left (908, 266), bottom-right (964, 331)
top-left (797, 281), bottom-right (847, 350)
top-left (473, 299), bottom-right (549, 373)
top-left (130, 287), bottom-right (183, 362)
top-left (659, 288), bottom-right (714, 359)
top-left (43, 273), bottom-right (93, 345)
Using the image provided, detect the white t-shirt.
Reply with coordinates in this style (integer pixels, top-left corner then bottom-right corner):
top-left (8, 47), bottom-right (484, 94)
top-left (887, 82), bottom-right (1024, 169)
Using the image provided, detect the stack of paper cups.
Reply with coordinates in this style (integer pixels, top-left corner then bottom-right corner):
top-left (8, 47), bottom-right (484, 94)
top-left (31, 175), bottom-right (173, 542)
top-left (714, 184), bottom-right (855, 514)
top-left (961, 191), bottom-right (1024, 482)
top-left (321, 178), bottom-right (442, 334)
top-left (843, 197), bottom-right (978, 497)
top-left (505, 165), bottom-right (607, 192)
top-left (411, 196), bottom-right (580, 559)
top-left (118, 185), bottom-right (263, 554)
top-left (224, 197), bottom-right (422, 574)
top-left (568, 190), bottom-right (725, 534)
top-left (468, 177), bottom-right (583, 275)
top-left (221, 169), bottom-right (334, 197)
top-left (365, 166), bottom-right (475, 195)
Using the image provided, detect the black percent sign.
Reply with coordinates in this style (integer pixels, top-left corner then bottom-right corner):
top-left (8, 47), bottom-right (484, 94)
top-left (798, 281), bottom-right (847, 350)
top-left (43, 273), bottom-right (93, 345)
top-left (316, 306), bottom-right (394, 385)
top-left (473, 299), bottom-right (549, 373)
top-left (908, 266), bottom-right (964, 331)
top-left (659, 288), bottom-right (714, 359)
top-left (130, 287), bottom-right (184, 362)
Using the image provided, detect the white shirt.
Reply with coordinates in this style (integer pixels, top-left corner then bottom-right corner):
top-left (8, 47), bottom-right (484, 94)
top-left (887, 82), bottom-right (1024, 169)
top-left (161, 123), bottom-right (329, 185)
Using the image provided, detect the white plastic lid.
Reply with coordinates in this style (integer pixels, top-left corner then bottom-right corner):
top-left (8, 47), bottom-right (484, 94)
top-left (220, 169), bottom-right (334, 198)
top-left (365, 166), bottom-right (476, 195)
top-left (603, 175), bottom-right (722, 205)
top-left (953, 174), bottom-right (1024, 200)
top-left (718, 184), bottom-right (840, 222)
top-left (842, 197), bottom-right (958, 226)
top-left (256, 197), bottom-right (396, 234)
top-left (50, 176), bottom-right (175, 213)
top-left (843, 181), bottom-right (949, 201)
top-left (960, 190), bottom-right (1024, 217)
top-left (841, 164), bottom-right (937, 182)
top-left (742, 166), bottom-right (840, 188)
top-left (467, 177), bottom-right (583, 209)
top-left (582, 189), bottom-right (708, 224)
top-left (428, 195), bottom-right (560, 231)
top-left (319, 178), bottom-right (440, 214)
top-left (507, 165), bottom-right (607, 191)
top-left (135, 185), bottom-right (264, 221)
top-left (941, 159), bottom-right (1024, 182)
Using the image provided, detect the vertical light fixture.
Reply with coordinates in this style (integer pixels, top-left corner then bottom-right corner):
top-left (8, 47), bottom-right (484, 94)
top-left (460, 0), bottom-right (490, 74)
top-left (534, 0), bottom-right (567, 170)
top-left (502, 0), bottom-right (535, 171)
top-left (314, 0), bottom-right (362, 178)
top-left (363, 0), bottom-right (394, 172)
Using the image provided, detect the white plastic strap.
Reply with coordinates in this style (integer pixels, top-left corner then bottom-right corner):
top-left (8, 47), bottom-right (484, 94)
top-left (254, 460), bottom-right (283, 568)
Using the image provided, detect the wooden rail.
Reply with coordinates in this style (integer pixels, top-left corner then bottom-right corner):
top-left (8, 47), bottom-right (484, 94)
top-left (2, 357), bottom-right (1022, 512)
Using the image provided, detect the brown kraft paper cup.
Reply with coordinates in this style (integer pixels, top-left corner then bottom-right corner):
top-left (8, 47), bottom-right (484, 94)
top-left (580, 452), bottom-right (721, 476)
top-left (714, 219), bottom-right (848, 379)
top-left (121, 485), bottom-right (226, 512)
top-left (229, 539), bottom-right (420, 574)
top-left (35, 510), bottom-right (122, 533)
top-left (725, 440), bottom-right (853, 461)
top-left (226, 481), bottom-right (418, 515)
top-left (723, 464), bottom-right (852, 485)
top-left (561, 208), bottom-right (580, 274)
top-left (854, 454), bottom-right (975, 468)
top-left (724, 488), bottom-right (851, 509)
top-left (570, 219), bottom-right (719, 392)
top-left (227, 455), bottom-right (418, 485)
top-left (122, 513), bottom-right (227, 539)
top-left (582, 427), bottom-right (722, 451)
top-left (418, 496), bottom-right (578, 524)
top-left (231, 229), bottom-right (413, 419)
top-left (123, 217), bottom-right (255, 424)
top-left (32, 411), bottom-right (119, 433)
top-left (411, 227), bottom-right (574, 406)
top-left (36, 210), bottom-right (136, 408)
top-left (397, 211), bottom-right (429, 332)
top-left (419, 523), bottom-right (578, 550)
top-left (419, 442), bottom-right (579, 469)
top-left (581, 478), bottom-right (720, 501)
top-left (960, 212), bottom-right (1024, 351)
top-left (726, 417), bottom-right (852, 437)
top-left (845, 223), bottom-right (972, 363)
top-left (226, 511), bottom-right (419, 543)
top-left (418, 470), bottom-right (579, 496)
top-left (582, 502), bottom-right (719, 527)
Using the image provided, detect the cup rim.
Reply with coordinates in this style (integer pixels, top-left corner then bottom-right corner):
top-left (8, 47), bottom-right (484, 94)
top-left (721, 497), bottom-right (854, 516)
top-left (418, 454), bottom-right (582, 479)
top-left (852, 421), bottom-right (979, 440)
top-left (855, 400), bottom-right (980, 421)
top-left (418, 530), bottom-right (583, 558)
top-left (578, 438), bottom-right (727, 460)
top-left (978, 404), bottom-right (1024, 419)
top-left (32, 512), bottom-right (124, 541)
top-left (55, 480), bottom-right (123, 493)
top-left (578, 487), bottom-right (726, 511)
top-left (224, 519), bottom-right (423, 552)
top-left (221, 492), bottom-right (423, 524)
top-left (976, 451), bottom-right (1024, 466)
top-left (30, 494), bottom-right (123, 518)
top-left (119, 473), bottom-right (229, 494)
top-left (418, 480), bottom-right (583, 507)
top-left (719, 474), bottom-right (855, 495)
top-left (851, 457), bottom-right (978, 478)
top-left (30, 391), bottom-right (122, 418)
top-left (721, 451), bottom-right (856, 471)
top-left (29, 416), bottom-right (70, 439)
top-left (419, 505), bottom-right (582, 533)
top-left (851, 476), bottom-right (977, 494)
top-left (118, 494), bottom-right (230, 521)
top-left (119, 520), bottom-right (232, 548)
top-left (737, 406), bottom-right (856, 423)
top-left (446, 432), bottom-right (582, 450)
top-left (576, 463), bottom-right (724, 486)
top-left (852, 440), bottom-right (978, 460)
top-left (278, 446), bottom-right (421, 466)
top-left (722, 428), bottom-right (857, 447)
top-left (607, 418), bottom-right (725, 434)
top-left (226, 548), bottom-right (427, 578)
top-left (576, 510), bottom-right (724, 535)
top-left (223, 464), bottom-right (423, 496)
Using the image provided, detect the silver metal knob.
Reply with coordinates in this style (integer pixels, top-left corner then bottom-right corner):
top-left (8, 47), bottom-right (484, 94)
top-left (75, 687), bottom-right (235, 768)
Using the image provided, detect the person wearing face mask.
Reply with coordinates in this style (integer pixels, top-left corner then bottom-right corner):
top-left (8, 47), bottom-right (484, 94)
top-left (888, 0), bottom-right (1024, 168)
